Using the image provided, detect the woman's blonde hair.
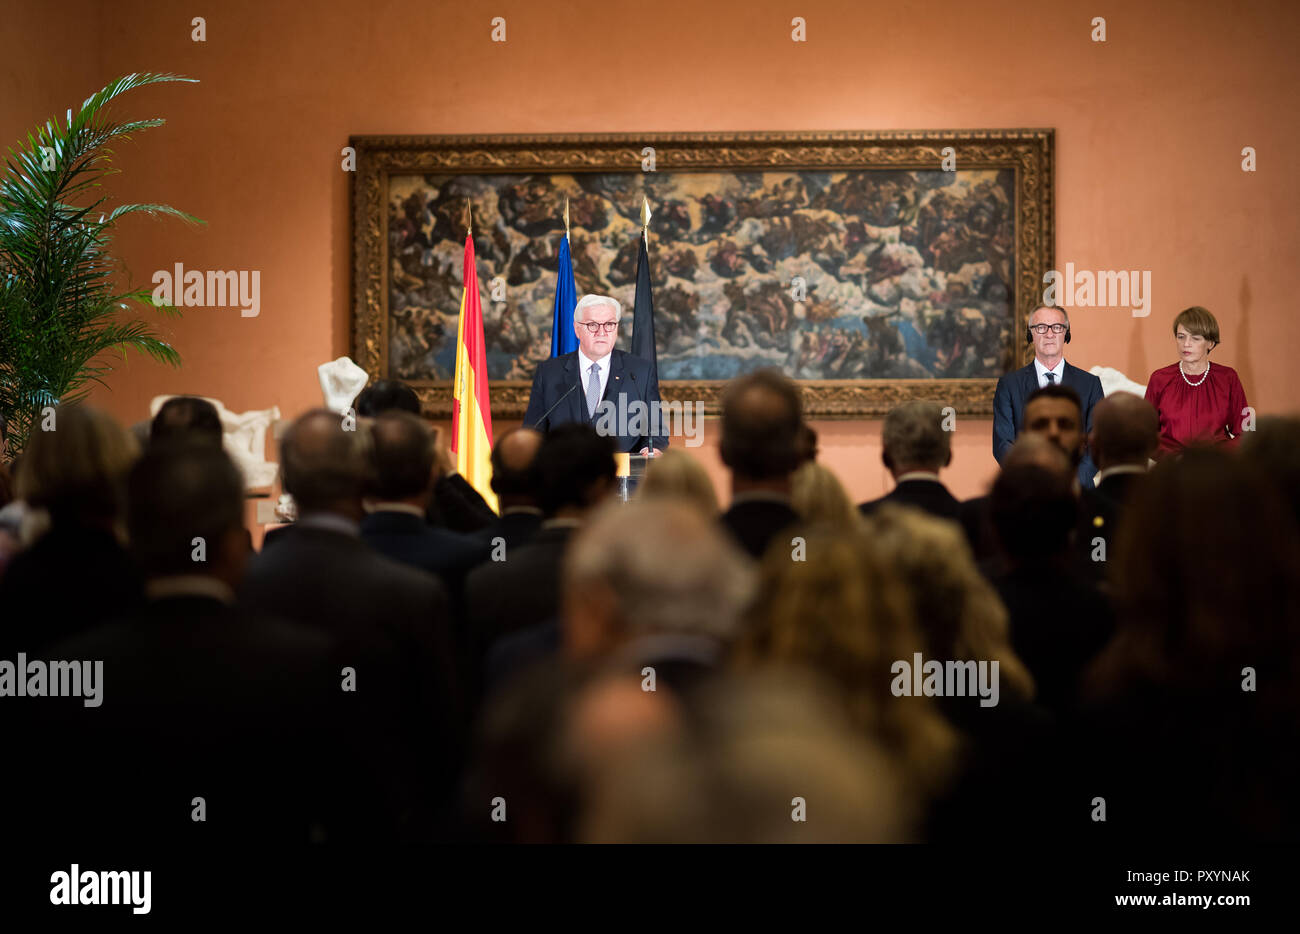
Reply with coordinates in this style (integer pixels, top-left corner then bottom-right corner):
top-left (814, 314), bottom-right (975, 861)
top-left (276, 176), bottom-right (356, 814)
top-left (791, 461), bottom-right (861, 530)
top-left (15, 404), bottom-right (139, 523)
top-left (735, 524), bottom-right (959, 798)
top-left (637, 449), bottom-right (719, 517)
top-left (863, 505), bottom-right (1035, 702)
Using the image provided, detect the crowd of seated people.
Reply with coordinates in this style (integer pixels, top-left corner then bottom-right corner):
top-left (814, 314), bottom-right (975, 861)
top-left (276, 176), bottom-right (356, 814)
top-left (0, 369), bottom-right (1297, 844)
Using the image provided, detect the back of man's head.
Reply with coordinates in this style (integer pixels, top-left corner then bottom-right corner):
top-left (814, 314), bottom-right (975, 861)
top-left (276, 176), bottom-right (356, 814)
top-left (128, 443), bottom-right (245, 580)
top-left (491, 428), bottom-right (543, 506)
top-left (881, 402), bottom-right (951, 475)
top-left (354, 379), bottom-right (421, 417)
top-left (1090, 392), bottom-right (1158, 470)
top-left (369, 410), bottom-right (434, 501)
top-left (535, 424), bottom-right (616, 518)
top-left (280, 409), bottom-right (370, 516)
top-left (1003, 432), bottom-right (1073, 481)
top-left (720, 368), bottom-right (803, 483)
top-left (150, 396), bottom-right (223, 449)
top-left (991, 463), bottom-right (1076, 564)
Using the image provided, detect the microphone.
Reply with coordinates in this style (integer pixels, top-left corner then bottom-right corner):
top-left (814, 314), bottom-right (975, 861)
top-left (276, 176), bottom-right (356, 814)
top-left (527, 381), bottom-right (579, 430)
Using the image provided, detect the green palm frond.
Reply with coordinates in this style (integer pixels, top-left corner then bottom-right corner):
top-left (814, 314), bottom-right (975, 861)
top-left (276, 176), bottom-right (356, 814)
top-left (0, 73), bottom-right (201, 457)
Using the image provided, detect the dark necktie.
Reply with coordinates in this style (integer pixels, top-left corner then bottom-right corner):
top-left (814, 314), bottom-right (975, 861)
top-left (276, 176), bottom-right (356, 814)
top-left (1045, 372), bottom-right (1056, 385)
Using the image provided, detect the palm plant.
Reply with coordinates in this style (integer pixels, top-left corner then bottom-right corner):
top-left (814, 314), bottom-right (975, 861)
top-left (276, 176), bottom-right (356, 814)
top-left (0, 72), bottom-right (200, 458)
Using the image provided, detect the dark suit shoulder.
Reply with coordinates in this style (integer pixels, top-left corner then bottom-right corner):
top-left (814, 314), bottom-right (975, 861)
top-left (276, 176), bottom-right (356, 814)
top-left (858, 496), bottom-right (886, 516)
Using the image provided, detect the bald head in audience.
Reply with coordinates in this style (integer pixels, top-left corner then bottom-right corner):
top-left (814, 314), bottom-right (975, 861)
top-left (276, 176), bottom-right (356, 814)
top-left (1002, 432), bottom-right (1073, 480)
top-left (368, 410), bottom-right (435, 505)
top-left (279, 408), bottom-right (370, 520)
top-left (490, 428), bottom-right (543, 511)
top-left (1089, 392), bottom-right (1159, 472)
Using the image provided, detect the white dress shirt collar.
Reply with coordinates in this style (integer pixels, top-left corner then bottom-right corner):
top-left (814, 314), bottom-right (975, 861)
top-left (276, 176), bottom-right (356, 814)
top-left (295, 512), bottom-right (361, 537)
top-left (1096, 464), bottom-right (1147, 484)
top-left (1034, 357), bottom-right (1066, 388)
top-left (365, 502), bottom-right (427, 518)
top-left (577, 348), bottom-right (612, 400)
top-left (145, 576), bottom-right (236, 604)
top-left (894, 471), bottom-right (943, 484)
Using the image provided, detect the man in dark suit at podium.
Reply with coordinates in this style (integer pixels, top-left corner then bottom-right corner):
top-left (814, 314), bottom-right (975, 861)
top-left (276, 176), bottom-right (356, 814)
top-left (993, 305), bottom-right (1104, 489)
top-left (522, 294), bottom-right (668, 455)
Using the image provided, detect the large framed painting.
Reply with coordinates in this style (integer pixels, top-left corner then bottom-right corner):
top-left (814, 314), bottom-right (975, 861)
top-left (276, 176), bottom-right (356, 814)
top-left (351, 130), bottom-right (1053, 417)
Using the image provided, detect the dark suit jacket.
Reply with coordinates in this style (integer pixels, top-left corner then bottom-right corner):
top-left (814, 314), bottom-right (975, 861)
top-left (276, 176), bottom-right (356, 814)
top-left (474, 508), bottom-right (544, 554)
top-left (240, 524), bottom-right (462, 837)
top-left (959, 494), bottom-right (998, 567)
top-left (16, 594), bottom-right (341, 844)
top-left (361, 509), bottom-right (490, 608)
top-left (0, 521), bottom-right (143, 653)
top-left (522, 349), bottom-right (668, 452)
top-left (1076, 470), bottom-right (1146, 585)
top-left (463, 523), bottom-right (577, 708)
top-left (425, 472), bottom-right (497, 533)
top-left (994, 560), bottom-right (1115, 714)
top-left (719, 497), bottom-right (801, 560)
top-left (859, 478), bottom-right (963, 522)
top-left (992, 360), bottom-right (1104, 489)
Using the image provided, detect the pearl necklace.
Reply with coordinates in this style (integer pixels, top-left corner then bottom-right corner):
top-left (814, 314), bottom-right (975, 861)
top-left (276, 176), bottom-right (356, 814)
top-left (1180, 359), bottom-right (1210, 387)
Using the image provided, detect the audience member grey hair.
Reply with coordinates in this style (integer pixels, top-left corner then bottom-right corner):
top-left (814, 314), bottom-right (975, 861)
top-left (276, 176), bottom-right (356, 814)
top-left (565, 498), bottom-right (754, 643)
top-left (882, 401), bottom-right (951, 472)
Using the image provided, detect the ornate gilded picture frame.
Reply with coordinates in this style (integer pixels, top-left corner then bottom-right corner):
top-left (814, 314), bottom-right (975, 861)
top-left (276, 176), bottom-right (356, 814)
top-left (351, 130), bottom-right (1053, 417)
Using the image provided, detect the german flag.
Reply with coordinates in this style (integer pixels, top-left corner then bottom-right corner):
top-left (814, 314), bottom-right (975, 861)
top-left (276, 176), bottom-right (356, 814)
top-left (451, 232), bottom-right (497, 512)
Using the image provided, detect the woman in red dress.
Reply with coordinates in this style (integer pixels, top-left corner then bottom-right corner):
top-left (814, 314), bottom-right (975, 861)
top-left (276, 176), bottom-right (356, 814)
top-left (1144, 306), bottom-right (1250, 459)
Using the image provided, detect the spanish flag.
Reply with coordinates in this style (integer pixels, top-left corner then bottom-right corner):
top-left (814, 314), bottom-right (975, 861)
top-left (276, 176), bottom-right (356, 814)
top-left (451, 232), bottom-right (497, 513)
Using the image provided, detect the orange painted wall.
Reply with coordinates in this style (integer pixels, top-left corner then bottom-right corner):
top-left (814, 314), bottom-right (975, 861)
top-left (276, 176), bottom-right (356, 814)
top-left (4, 0), bottom-right (1297, 506)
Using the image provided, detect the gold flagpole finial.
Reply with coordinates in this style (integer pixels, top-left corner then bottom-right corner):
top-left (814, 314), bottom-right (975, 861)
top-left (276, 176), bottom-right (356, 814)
top-left (641, 195), bottom-right (651, 245)
top-left (465, 200), bottom-right (472, 237)
top-left (563, 196), bottom-right (570, 234)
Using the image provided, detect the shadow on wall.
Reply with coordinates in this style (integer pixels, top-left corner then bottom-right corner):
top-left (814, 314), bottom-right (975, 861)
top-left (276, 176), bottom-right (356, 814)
top-left (1237, 275), bottom-right (1254, 395)
top-left (1127, 313), bottom-right (1147, 388)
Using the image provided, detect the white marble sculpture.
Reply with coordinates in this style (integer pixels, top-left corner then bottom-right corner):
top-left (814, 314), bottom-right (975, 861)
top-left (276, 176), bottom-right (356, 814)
top-left (1089, 365), bottom-right (1148, 399)
top-left (148, 395), bottom-right (281, 489)
top-left (318, 356), bottom-right (370, 415)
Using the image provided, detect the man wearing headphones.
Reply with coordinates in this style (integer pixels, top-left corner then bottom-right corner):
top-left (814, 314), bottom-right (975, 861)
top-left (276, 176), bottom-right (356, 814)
top-left (993, 304), bottom-right (1104, 489)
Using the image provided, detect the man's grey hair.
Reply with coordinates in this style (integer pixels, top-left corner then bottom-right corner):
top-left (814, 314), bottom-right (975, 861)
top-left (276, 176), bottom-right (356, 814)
top-left (1029, 304), bottom-right (1071, 332)
top-left (882, 401), bottom-right (950, 471)
top-left (566, 499), bottom-right (754, 641)
top-left (575, 293), bottom-right (622, 323)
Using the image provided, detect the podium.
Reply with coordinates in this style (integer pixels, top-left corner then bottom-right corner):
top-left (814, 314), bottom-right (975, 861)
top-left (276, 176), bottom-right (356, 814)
top-left (614, 453), bottom-right (651, 501)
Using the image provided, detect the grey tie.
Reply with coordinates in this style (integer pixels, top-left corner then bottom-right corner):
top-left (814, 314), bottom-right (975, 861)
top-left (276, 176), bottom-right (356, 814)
top-left (586, 363), bottom-right (602, 419)
top-left (1045, 372), bottom-right (1056, 385)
